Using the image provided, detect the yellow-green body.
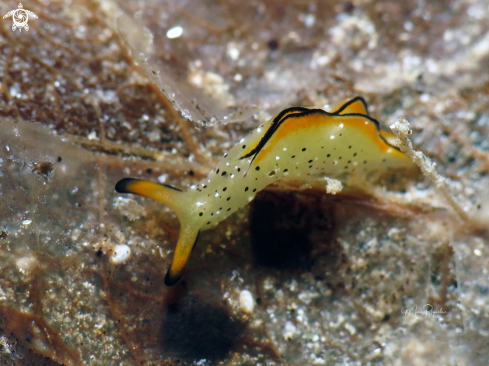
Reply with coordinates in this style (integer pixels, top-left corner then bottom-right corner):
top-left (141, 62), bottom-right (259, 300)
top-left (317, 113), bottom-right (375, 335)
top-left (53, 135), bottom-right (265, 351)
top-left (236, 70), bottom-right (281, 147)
top-left (116, 97), bottom-right (415, 285)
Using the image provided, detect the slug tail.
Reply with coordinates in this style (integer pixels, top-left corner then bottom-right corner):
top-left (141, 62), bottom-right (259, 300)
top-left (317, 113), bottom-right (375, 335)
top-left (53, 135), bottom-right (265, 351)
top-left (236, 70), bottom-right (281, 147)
top-left (116, 178), bottom-right (199, 286)
top-left (115, 178), bottom-right (184, 214)
top-left (164, 225), bottom-right (200, 286)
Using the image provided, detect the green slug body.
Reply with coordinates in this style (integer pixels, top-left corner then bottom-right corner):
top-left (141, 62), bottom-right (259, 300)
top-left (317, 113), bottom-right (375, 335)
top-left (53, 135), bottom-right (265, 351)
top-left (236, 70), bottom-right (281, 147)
top-left (115, 97), bottom-right (414, 285)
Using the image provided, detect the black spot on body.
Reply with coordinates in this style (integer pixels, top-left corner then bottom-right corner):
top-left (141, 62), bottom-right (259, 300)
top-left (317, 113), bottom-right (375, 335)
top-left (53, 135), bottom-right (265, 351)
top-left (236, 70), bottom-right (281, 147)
top-left (222, 171), bottom-right (227, 176)
top-left (245, 187), bottom-right (249, 192)
top-left (216, 169), bottom-right (220, 174)
top-left (302, 148), bottom-right (306, 151)
top-left (199, 212), bottom-right (203, 216)
top-left (57, 156), bottom-right (62, 162)
top-left (223, 187), bottom-right (227, 191)
top-left (255, 166), bottom-right (260, 171)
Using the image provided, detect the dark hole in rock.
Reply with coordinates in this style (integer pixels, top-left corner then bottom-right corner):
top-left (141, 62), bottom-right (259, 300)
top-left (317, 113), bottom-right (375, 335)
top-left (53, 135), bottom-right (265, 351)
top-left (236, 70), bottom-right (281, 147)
top-left (162, 296), bottom-right (245, 362)
top-left (250, 192), bottom-right (314, 270)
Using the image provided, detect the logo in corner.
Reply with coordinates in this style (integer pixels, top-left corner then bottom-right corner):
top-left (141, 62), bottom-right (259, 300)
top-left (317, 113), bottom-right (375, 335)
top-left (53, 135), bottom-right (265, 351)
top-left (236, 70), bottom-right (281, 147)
top-left (3, 3), bottom-right (37, 32)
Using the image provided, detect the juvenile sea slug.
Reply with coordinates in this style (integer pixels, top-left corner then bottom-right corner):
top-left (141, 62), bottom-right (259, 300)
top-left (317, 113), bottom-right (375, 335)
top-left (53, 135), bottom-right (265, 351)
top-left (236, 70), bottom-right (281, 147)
top-left (116, 97), bottom-right (414, 285)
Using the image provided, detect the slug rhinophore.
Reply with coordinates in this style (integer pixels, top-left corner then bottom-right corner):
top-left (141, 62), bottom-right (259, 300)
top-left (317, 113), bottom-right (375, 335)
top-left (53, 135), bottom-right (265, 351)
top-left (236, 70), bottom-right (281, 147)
top-left (116, 97), bottom-right (415, 285)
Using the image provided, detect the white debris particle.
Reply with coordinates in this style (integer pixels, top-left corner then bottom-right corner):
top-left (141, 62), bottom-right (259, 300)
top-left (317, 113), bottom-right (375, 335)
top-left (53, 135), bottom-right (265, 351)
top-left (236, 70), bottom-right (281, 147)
top-left (289, 279), bottom-right (298, 292)
top-left (234, 73), bottom-right (242, 82)
top-left (166, 26), bottom-right (183, 39)
top-left (157, 174), bottom-right (168, 183)
top-left (16, 256), bottom-right (38, 272)
top-left (262, 277), bottom-right (275, 291)
top-left (145, 130), bottom-right (160, 142)
top-left (283, 321), bottom-right (297, 340)
top-left (344, 322), bottom-right (357, 335)
top-left (227, 46), bottom-right (240, 60)
top-left (71, 228), bottom-right (81, 241)
top-left (275, 289), bottom-right (284, 302)
top-left (113, 197), bottom-right (146, 221)
top-left (239, 290), bottom-right (254, 314)
top-left (312, 357), bottom-right (326, 365)
top-left (325, 178), bottom-right (343, 195)
top-left (110, 244), bottom-right (131, 264)
top-left (87, 131), bottom-right (97, 140)
top-left (22, 219), bottom-right (32, 226)
top-left (187, 62), bottom-right (236, 107)
top-left (474, 248), bottom-right (482, 256)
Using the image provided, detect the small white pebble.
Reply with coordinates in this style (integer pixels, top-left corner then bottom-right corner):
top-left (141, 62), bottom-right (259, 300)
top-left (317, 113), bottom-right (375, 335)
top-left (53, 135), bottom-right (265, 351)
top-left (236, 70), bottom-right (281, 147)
top-left (239, 290), bottom-right (254, 314)
top-left (16, 256), bottom-right (37, 272)
top-left (157, 174), bottom-right (168, 183)
top-left (110, 244), bottom-right (131, 264)
top-left (22, 219), bottom-right (32, 226)
top-left (166, 26), bottom-right (183, 39)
